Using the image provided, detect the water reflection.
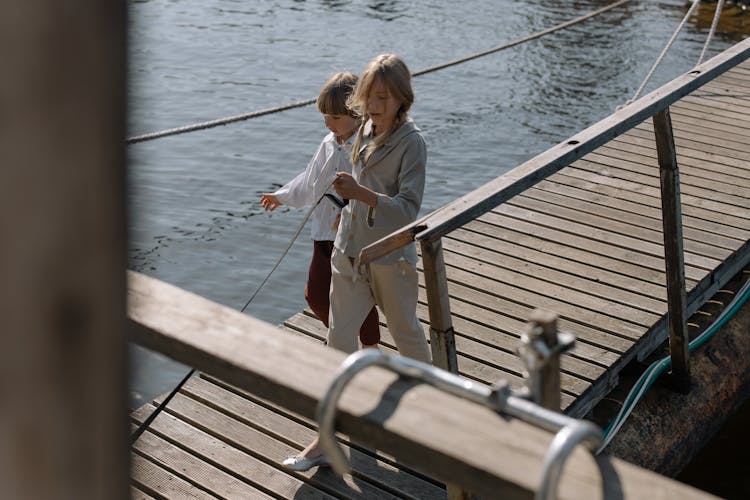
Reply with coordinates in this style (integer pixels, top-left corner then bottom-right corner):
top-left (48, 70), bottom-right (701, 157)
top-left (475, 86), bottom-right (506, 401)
top-left (366, 0), bottom-right (407, 21)
top-left (690, 1), bottom-right (750, 41)
top-left (321, 0), bottom-right (352, 10)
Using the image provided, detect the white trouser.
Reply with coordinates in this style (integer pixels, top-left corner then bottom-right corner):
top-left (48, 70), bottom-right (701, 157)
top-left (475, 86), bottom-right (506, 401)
top-left (328, 248), bottom-right (431, 363)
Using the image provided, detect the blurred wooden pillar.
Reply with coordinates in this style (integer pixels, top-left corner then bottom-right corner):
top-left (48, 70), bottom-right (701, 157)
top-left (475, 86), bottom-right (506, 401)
top-left (0, 2), bottom-right (128, 499)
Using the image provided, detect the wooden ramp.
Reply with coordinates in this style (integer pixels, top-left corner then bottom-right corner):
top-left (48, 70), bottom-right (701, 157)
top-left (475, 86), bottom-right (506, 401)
top-left (130, 52), bottom-right (750, 498)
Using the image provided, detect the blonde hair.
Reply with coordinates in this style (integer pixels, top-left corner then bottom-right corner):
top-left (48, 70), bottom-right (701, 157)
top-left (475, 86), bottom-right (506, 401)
top-left (348, 54), bottom-right (414, 165)
top-left (316, 72), bottom-right (358, 117)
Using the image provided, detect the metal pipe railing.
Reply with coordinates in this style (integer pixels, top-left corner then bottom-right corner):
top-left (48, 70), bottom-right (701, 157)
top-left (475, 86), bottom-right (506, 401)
top-left (316, 349), bottom-right (602, 499)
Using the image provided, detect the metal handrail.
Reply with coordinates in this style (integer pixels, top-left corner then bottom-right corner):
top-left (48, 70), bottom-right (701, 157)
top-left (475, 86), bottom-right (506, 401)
top-left (317, 350), bottom-right (602, 499)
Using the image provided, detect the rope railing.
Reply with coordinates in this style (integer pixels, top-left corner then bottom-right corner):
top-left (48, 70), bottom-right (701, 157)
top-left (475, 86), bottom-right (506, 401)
top-left (624, 0), bottom-right (703, 107)
top-left (126, 0), bottom-right (632, 145)
top-left (697, 0), bottom-right (726, 65)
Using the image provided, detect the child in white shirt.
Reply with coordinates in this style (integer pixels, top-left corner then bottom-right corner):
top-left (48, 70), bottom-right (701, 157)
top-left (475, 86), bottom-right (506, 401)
top-left (260, 72), bottom-right (380, 347)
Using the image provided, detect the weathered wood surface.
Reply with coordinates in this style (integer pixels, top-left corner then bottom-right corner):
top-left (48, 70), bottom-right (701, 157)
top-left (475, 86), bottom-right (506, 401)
top-left (131, 48), bottom-right (750, 498)
top-left (127, 271), bottom-right (716, 499)
top-left (653, 108), bottom-right (690, 390)
top-left (2, 1), bottom-right (129, 499)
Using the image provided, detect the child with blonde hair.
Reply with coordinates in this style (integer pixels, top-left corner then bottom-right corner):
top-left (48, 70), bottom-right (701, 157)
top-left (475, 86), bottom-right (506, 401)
top-left (261, 72), bottom-right (380, 349)
top-left (283, 54), bottom-right (431, 471)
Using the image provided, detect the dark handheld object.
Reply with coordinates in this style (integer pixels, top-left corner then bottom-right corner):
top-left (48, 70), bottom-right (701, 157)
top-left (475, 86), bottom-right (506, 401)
top-left (324, 193), bottom-right (349, 208)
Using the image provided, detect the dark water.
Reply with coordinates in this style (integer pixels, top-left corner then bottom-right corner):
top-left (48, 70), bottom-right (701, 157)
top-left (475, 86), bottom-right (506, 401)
top-left (127, 0), bottom-right (748, 494)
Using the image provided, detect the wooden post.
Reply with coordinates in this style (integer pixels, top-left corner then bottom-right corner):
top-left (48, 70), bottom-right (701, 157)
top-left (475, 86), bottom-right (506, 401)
top-left (0, 2), bottom-right (128, 499)
top-left (531, 310), bottom-right (562, 411)
top-left (420, 238), bottom-right (459, 373)
top-left (420, 238), bottom-right (468, 500)
top-left (653, 108), bottom-right (690, 393)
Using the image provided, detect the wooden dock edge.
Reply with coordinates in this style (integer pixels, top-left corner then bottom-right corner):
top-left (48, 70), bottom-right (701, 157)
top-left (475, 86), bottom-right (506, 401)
top-left (127, 270), bottom-right (717, 499)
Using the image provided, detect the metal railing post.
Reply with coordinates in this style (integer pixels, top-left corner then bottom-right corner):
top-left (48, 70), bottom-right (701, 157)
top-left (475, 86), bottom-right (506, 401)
top-left (653, 107), bottom-right (690, 393)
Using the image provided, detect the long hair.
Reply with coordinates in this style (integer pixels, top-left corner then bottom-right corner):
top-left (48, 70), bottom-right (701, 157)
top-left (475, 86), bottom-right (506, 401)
top-left (348, 54), bottom-right (414, 165)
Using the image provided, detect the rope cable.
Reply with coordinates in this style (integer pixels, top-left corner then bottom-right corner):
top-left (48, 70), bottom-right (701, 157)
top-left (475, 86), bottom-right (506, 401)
top-left (126, 0), bottom-right (632, 144)
top-left (624, 0), bottom-right (702, 106)
top-left (130, 175), bottom-right (337, 444)
top-left (129, 0), bottom-right (634, 443)
top-left (697, 0), bottom-right (726, 65)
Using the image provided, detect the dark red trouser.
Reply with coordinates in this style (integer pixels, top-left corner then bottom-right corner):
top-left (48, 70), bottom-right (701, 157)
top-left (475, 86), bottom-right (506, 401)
top-left (305, 240), bottom-right (380, 345)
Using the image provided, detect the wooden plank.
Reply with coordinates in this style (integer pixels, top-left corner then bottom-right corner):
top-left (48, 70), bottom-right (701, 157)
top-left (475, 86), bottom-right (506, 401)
top-left (441, 246), bottom-right (661, 328)
top-left (595, 140), bottom-right (750, 192)
top-left (181, 377), bottom-right (448, 500)
top-left (133, 401), bottom-right (400, 500)
top-left (419, 269), bottom-right (634, 354)
top-left (133, 427), bottom-right (288, 499)
top-left (626, 124), bottom-right (749, 164)
top-left (559, 167), bottom-right (749, 238)
top-left (127, 272), bottom-right (715, 499)
top-left (442, 236), bottom-right (665, 316)
top-left (283, 310), bottom-right (536, 394)
top-left (670, 107), bottom-right (750, 146)
top-left (679, 95), bottom-right (750, 128)
top-left (2, 1), bottom-right (128, 498)
top-left (131, 454), bottom-right (218, 500)
top-left (697, 81), bottom-right (750, 108)
top-left (508, 192), bottom-right (731, 262)
top-left (449, 225), bottom-right (667, 300)
top-left (712, 70), bottom-right (750, 89)
top-left (671, 102), bottom-right (750, 136)
top-left (523, 185), bottom-right (742, 252)
top-left (419, 301), bottom-right (611, 380)
top-left (581, 150), bottom-right (750, 200)
top-left (463, 217), bottom-right (680, 288)
top-left (546, 171), bottom-right (750, 240)
top-left (609, 132), bottom-right (750, 181)
top-left (672, 96), bottom-right (750, 129)
top-left (417, 295), bottom-right (622, 371)
top-left (130, 486), bottom-right (156, 500)
top-left (489, 204), bottom-right (716, 278)
top-left (440, 259), bottom-right (648, 340)
top-left (698, 80), bottom-right (750, 102)
top-left (633, 121), bottom-right (750, 163)
top-left (565, 163), bottom-right (750, 227)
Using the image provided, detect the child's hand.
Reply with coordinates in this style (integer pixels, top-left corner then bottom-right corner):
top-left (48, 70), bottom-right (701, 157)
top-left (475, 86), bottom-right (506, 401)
top-left (333, 172), bottom-right (378, 208)
top-left (260, 193), bottom-right (282, 211)
top-left (332, 172), bottom-right (360, 199)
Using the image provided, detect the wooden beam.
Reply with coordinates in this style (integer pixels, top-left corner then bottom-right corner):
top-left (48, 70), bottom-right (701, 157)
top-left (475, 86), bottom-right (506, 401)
top-left (358, 38), bottom-right (750, 265)
top-left (420, 239), bottom-right (459, 373)
top-left (653, 108), bottom-right (690, 392)
top-left (419, 239), bottom-right (465, 499)
top-left (127, 271), bottom-right (716, 499)
top-left (1, 2), bottom-right (128, 498)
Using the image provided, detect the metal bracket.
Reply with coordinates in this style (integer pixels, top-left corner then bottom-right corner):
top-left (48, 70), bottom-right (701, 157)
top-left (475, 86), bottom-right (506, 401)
top-left (518, 328), bottom-right (575, 407)
top-left (317, 350), bottom-right (602, 500)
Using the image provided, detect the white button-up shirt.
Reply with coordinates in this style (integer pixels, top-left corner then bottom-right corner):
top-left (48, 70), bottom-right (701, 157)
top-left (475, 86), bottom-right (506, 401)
top-left (273, 131), bottom-right (353, 241)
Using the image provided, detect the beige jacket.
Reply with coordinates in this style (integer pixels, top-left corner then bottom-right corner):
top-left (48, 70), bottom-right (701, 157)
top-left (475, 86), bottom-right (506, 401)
top-left (335, 118), bottom-right (426, 265)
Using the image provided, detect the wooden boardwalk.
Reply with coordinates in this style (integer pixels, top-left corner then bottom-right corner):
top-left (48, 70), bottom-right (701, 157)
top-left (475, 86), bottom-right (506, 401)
top-left (130, 58), bottom-right (750, 498)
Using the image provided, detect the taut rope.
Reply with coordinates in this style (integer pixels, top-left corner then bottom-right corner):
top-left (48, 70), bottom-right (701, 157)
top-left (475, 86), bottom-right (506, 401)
top-left (126, 0), bottom-right (632, 145)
